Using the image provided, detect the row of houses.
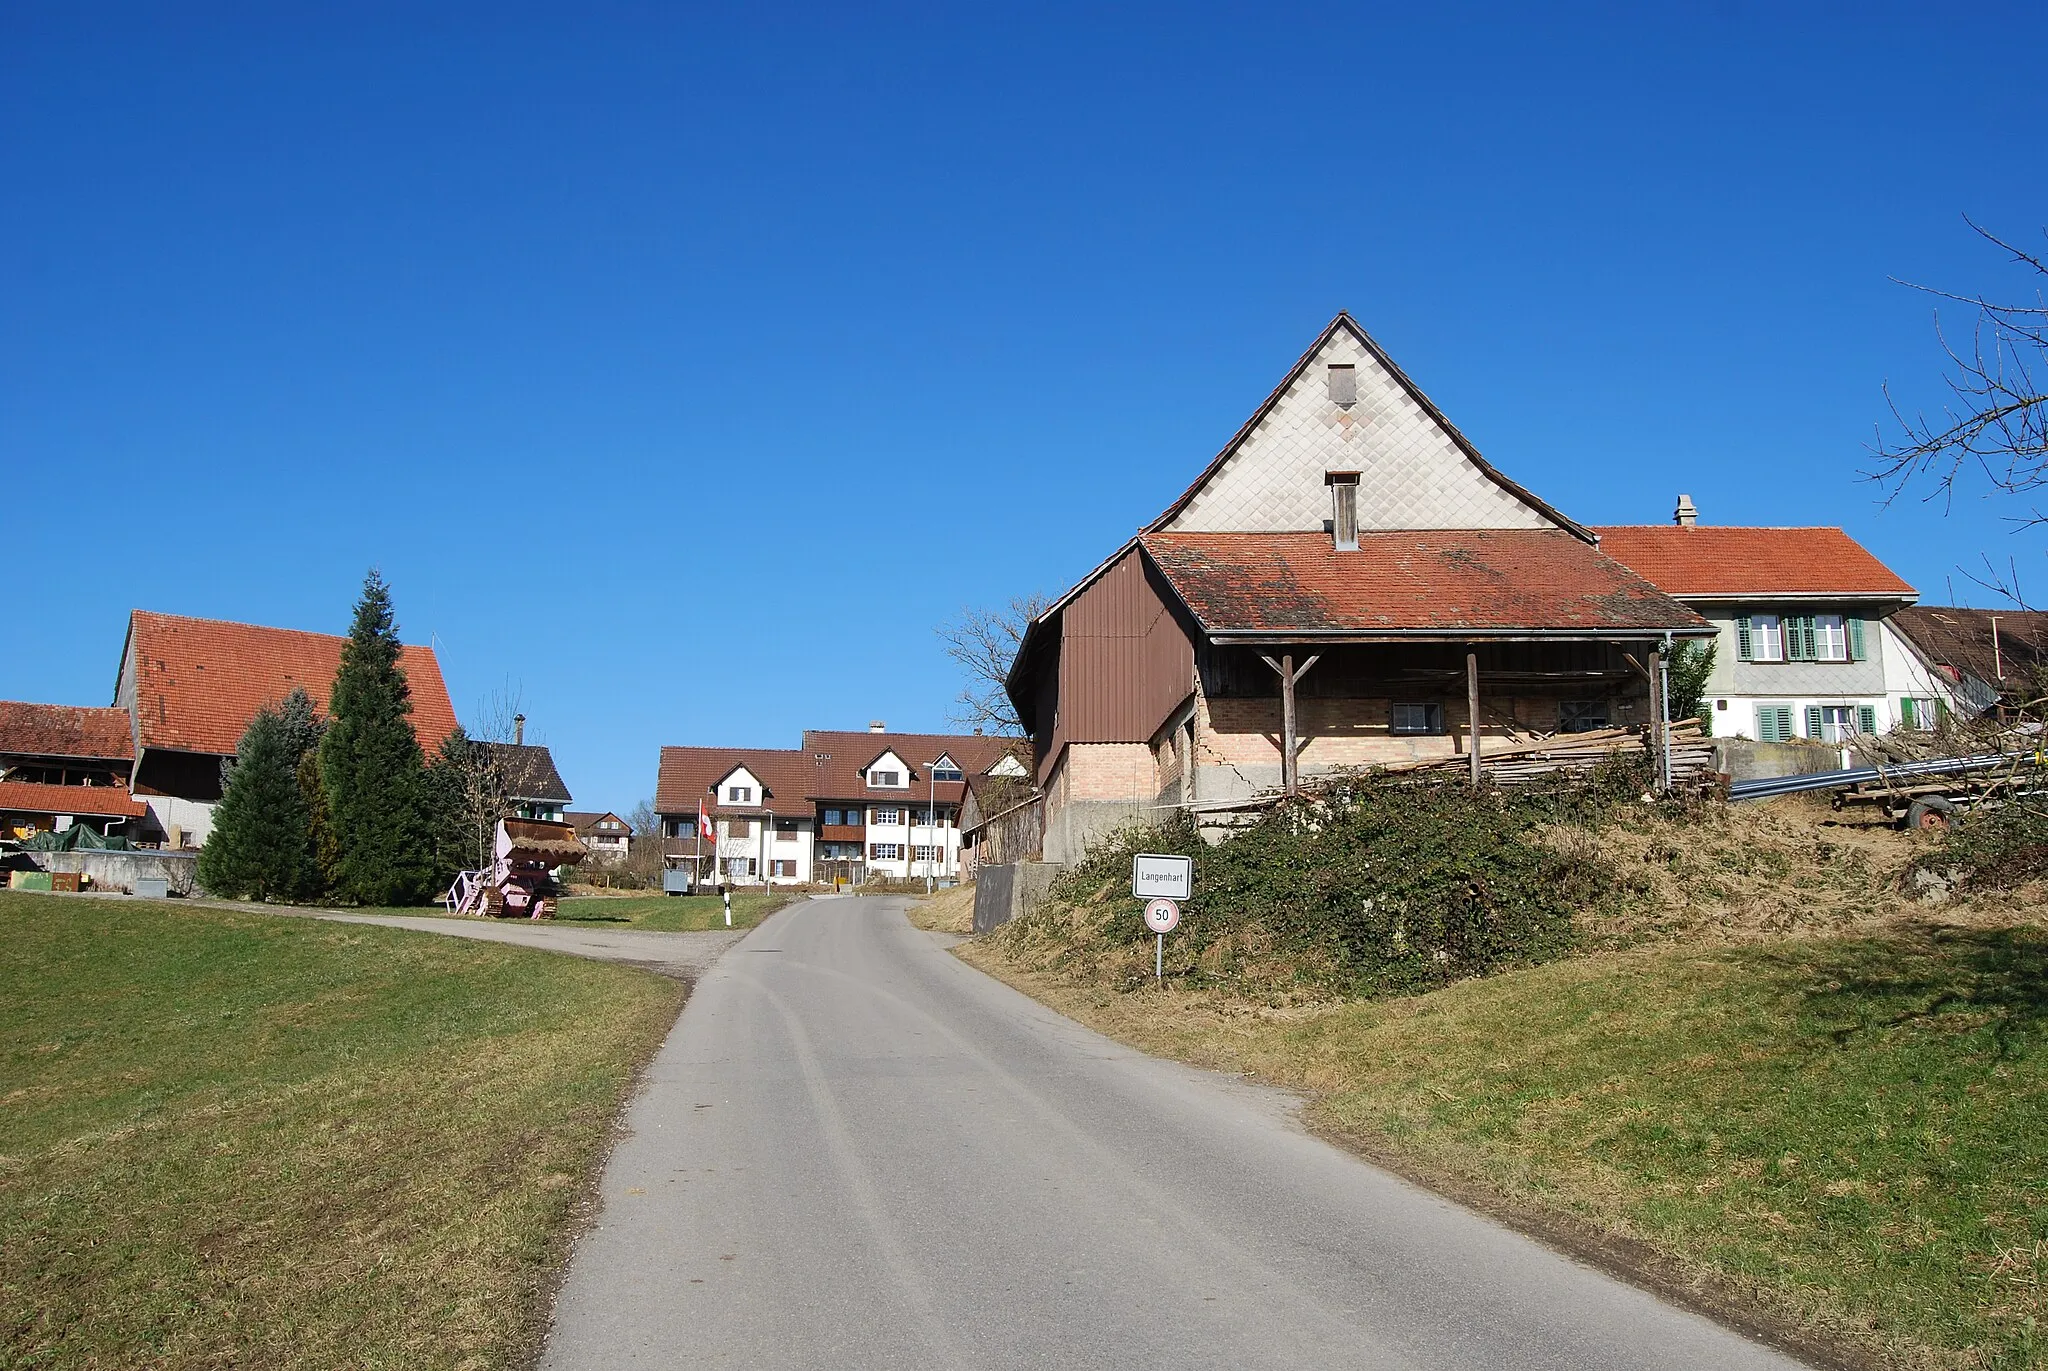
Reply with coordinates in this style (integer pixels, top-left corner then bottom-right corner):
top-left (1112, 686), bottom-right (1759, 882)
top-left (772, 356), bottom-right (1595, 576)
top-left (652, 725), bottom-right (1030, 886)
top-left (0, 610), bottom-right (578, 849)
top-left (998, 314), bottom-right (2039, 864)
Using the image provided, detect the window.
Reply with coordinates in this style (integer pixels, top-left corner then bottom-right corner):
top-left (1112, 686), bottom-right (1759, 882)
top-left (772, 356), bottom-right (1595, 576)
top-left (1390, 702), bottom-right (1443, 735)
top-left (1740, 614), bottom-right (1784, 662)
top-left (1900, 696), bottom-right (1938, 729)
top-left (775, 822), bottom-right (798, 842)
top-left (932, 765), bottom-right (963, 782)
top-left (1814, 614), bottom-right (1848, 662)
top-left (1559, 700), bottom-right (1609, 733)
top-left (726, 818), bottom-right (753, 839)
top-left (1754, 705), bottom-right (1795, 743)
top-left (873, 807), bottom-right (900, 825)
top-left (726, 785), bottom-right (753, 802)
top-left (1808, 704), bottom-right (1878, 742)
top-left (724, 857), bottom-right (755, 878)
top-left (822, 808), bottom-right (840, 826)
top-left (770, 859), bottom-right (796, 878)
top-left (913, 845), bottom-right (941, 862)
top-left (869, 769), bottom-right (901, 787)
top-left (869, 842), bottom-right (902, 860)
top-left (1327, 363), bottom-right (1357, 406)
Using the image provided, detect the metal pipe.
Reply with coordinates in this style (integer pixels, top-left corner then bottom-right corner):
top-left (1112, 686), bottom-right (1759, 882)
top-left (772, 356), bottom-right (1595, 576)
top-left (1727, 750), bottom-right (2032, 802)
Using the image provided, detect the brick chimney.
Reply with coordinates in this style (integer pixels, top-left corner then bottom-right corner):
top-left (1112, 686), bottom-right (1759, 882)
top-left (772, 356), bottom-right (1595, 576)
top-left (1673, 494), bottom-right (1698, 528)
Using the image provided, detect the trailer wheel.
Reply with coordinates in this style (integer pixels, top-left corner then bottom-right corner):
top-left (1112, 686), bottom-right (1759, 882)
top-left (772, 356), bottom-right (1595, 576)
top-left (1908, 797), bottom-right (1958, 831)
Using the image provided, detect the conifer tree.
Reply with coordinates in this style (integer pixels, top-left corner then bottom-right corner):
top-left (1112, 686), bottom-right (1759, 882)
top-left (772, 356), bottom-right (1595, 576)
top-left (320, 570), bottom-right (438, 905)
top-left (197, 704), bottom-right (312, 901)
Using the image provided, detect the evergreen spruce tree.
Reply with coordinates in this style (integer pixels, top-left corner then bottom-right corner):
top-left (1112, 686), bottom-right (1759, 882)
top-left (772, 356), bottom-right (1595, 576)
top-left (197, 705), bottom-right (312, 901)
top-left (424, 727), bottom-right (476, 893)
top-left (297, 747), bottom-right (342, 901)
top-left (320, 571), bottom-right (439, 905)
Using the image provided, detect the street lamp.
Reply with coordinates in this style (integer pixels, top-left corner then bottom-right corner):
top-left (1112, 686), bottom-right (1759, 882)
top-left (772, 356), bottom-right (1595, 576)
top-left (922, 761), bottom-right (937, 894)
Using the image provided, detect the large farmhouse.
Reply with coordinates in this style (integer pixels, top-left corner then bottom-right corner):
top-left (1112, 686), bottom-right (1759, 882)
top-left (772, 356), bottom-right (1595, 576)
top-left (1, 610), bottom-right (459, 847)
top-left (1004, 314), bottom-right (1714, 863)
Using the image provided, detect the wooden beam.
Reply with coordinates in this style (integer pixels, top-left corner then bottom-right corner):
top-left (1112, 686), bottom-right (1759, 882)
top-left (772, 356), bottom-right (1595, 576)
top-left (1259, 652), bottom-right (1319, 793)
top-left (1467, 652), bottom-right (1482, 791)
top-left (1647, 648), bottom-right (1663, 789)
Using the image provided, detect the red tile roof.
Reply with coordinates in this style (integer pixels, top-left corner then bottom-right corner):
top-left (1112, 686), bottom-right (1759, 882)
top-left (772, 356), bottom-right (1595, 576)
top-left (1140, 530), bottom-right (1708, 635)
top-left (0, 702), bottom-right (133, 761)
top-left (798, 730), bottom-right (1023, 804)
top-left (0, 781), bottom-right (148, 818)
top-left (655, 746), bottom-right (818, 817)
top-left (655, 734), bottom-right (1028, 817)
top-left (1591, 527), bottom-right (1916, 599)
top-left (123, 611), bottom-right (460, 758)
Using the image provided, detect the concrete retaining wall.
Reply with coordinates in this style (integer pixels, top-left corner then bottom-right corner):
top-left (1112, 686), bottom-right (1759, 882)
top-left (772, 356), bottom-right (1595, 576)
top-left (1714, 739), bottom-right (1850, 784)
top-left (972, 861), bottom-right (1064, 935)
top-left (30, 849), bottom-right (200, 896)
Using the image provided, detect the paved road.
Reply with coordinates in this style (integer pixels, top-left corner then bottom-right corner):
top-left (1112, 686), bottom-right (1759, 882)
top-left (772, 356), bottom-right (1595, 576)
top-left (542, 895), bottom-right (1803, 1370)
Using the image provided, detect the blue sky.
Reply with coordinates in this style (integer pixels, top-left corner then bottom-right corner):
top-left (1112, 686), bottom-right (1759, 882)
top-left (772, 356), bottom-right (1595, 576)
top-left (5, 3), bottom-right (2045, 814)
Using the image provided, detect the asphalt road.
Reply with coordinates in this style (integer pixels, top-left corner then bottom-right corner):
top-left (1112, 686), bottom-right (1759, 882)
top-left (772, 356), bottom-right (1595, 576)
top-left (542, 896), bottom-right (1806, 1371)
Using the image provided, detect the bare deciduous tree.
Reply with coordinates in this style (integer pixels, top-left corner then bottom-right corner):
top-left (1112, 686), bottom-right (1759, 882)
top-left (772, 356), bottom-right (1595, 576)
top-left (938, 594), bottom-right (1049, 737)
top-left (444, 684), bottom-right (524, 872)
top-left (1869, 219), bottom-right (2048, 602)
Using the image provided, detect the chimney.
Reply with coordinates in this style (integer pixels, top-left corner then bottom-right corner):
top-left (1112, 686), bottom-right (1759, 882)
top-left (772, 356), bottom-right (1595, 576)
top-left (868, 720), bottom-right (886, 733)
top-left (1673, 494), bottom-right (1698, 528)
top-left (1326, 471), bottom-right (1360, 551)
top-left (514, 713), bottom-right (526, 745)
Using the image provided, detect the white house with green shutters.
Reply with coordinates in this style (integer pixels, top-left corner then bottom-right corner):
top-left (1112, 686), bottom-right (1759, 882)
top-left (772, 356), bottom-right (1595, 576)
top-left (1594, 513), bottom-right (1920, 744)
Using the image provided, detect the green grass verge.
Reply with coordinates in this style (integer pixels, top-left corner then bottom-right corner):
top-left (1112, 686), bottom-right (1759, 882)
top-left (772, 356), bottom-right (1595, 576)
top-left (963, 925), bottom-right (2048, 1369)
top-left (0, 890), bottom-right (683, 1369)
top-left (553, 891), bottom-right (794, 932)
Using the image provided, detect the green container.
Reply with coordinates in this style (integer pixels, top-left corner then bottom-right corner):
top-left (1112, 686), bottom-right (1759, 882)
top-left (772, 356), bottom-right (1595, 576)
top-left (9, 871), bottom-right (54, 892)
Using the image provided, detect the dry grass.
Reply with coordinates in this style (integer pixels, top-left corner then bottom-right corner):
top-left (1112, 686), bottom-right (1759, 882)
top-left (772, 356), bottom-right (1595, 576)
top-left (961, 798), bottom-right (2048, 1370)
top-left (0, 891), bottom-right (682, 1370)
top-left (905, 883), bottom-right (976, 934)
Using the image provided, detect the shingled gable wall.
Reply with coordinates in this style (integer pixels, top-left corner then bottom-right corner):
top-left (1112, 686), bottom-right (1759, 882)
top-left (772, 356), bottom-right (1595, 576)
top-left (1158, 322), bottom-right (1558, 535)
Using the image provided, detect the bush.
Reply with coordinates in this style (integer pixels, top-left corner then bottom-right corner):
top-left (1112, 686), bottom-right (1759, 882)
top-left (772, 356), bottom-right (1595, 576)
top-left (1932, 797), bottom-right (2048, 889)
top-left (994, 760), bottom-right (1655, 1000)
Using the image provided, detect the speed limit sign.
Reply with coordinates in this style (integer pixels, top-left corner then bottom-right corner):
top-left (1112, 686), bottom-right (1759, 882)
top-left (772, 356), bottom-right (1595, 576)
top-left (1143, 898), bottom-right (1181, 933)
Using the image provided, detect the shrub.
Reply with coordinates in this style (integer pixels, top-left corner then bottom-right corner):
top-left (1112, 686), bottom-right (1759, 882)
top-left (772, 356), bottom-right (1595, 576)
top-left (1932, 797), bottom-right (2048, 889)
top-left (996, 760), bottom-right (1655, 1000)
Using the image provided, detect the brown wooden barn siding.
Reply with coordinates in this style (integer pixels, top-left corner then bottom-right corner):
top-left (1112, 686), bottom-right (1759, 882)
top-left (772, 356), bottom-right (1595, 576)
top-left (1043, 549), bottom-right (1195, 784)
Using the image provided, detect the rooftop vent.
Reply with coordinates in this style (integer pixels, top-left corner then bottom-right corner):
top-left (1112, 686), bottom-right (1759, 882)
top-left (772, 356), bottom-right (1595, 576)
top-left (1674, 494), bottom-right (1698, 528)
top-left (869, 720), bottom-right (886, 733)
top-left (514, 713), bottom-right (526, 745)
top-left (1326, 471), bottom-right (1360, 551)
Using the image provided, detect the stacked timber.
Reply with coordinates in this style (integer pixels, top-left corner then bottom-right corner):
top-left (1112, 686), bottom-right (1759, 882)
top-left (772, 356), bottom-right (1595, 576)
top-left (1328, 719), bottom-right (1718, 792)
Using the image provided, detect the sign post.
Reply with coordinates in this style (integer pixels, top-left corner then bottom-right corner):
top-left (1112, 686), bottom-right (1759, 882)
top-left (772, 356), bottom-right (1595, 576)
top-left (1132, 855), bottom-right (1193, 986)
top-left (722, 883), bottom-right (732, 928)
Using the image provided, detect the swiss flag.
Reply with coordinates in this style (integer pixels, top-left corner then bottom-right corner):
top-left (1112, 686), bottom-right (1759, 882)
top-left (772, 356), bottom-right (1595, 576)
top-left (698, 803), bottom-right (715, 842)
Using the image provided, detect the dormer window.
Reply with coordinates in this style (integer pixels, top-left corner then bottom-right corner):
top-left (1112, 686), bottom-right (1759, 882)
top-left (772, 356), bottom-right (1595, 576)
top-left (869, 769), bottom-right (901, 787)
top-left (727, 785), bottom-right (753, 803)
top-left (1328, 363), bottom-right (1357, 406)
top-left (1326, 471), bottom-right (1359, 551)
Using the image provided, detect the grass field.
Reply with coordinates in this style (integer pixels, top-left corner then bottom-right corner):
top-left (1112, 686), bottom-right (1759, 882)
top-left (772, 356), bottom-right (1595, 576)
top-left (962, 924), bottom-right (2048, 1369)
top-left (0, 890), bottom-right (683, 1370)
top-left (553, 890), bottom-right (794, 931)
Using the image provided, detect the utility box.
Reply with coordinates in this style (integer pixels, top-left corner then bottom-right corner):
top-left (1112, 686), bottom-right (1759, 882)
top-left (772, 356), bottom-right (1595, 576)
top-left (662, 868), bottom-right (694, 896)
top-left (133, 877), bottom-right (170, 899)
top-left (9, 871), bottom-right (54, 892)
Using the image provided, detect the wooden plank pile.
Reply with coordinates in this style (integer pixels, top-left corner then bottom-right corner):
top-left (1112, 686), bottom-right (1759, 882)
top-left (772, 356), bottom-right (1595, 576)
top-left (1382, 718), bottom-right (1717, 790)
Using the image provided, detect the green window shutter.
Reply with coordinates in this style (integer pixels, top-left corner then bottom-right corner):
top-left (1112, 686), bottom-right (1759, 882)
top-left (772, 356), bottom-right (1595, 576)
top-left (1937, 698), bottom-right (1951, 724)
top-left (1735, 616), bottom-right (1754, 661)
top-left (1848, 617), bottom-right (1866, 660)
top-left (1900, 696), bottom-right (1916, 729)
top-left (1790, 617), bottom-right (1815, 661)
top-left (1858, 705), bottom-right (1877, 735)
top-left (1805, 705), bottom-right (1825, 739)
top-left (1775, 706), bottom-right (1795, 741)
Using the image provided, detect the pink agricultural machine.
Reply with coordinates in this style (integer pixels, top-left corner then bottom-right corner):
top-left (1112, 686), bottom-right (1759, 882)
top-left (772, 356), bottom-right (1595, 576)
top-left (445, 818), bottom-right (588, 919)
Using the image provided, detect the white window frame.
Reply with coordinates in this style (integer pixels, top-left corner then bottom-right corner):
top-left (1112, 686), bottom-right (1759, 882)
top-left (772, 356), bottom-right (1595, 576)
top-left (868, 769), bottom-right (903, 788)
top-left (872, 842), bottom-right (902, 861)
top-left (873, 807), bottom-right (901, 826)
top-left (912, 844), bottom-right (941, 862)
top-left (1814, 614), bottom-right (1848, 662)
top-left (1751, 614), bottom-right (1784, 662)
top-left (1819, 705), bottom-right (1857, 743)
top-left (726, 785), bottom-right (752, 803)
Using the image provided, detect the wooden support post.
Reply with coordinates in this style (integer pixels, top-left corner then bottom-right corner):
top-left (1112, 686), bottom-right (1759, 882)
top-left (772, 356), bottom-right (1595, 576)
top-left (1260, 652), bottom-right (1322, 795)
top-left (1467, 652), bottom-right (1482, 790)
top-left (1648, 647), bottom-right (1665, 791)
